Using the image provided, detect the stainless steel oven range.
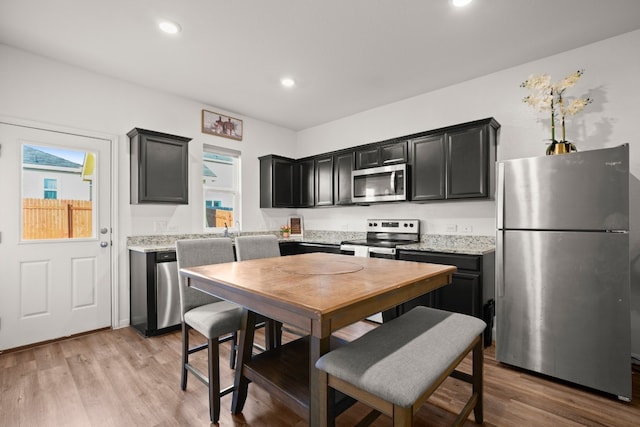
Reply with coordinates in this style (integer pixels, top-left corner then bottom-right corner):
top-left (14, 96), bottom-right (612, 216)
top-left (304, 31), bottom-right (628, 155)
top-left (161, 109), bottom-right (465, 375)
top-left (340, 219), bottom-right (420, 322)
top-left (339, 219), bottom-right (420, 259)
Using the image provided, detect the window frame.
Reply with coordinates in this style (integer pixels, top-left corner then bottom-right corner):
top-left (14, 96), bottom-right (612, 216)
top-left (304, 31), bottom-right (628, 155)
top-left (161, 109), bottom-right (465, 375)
top-left (202, 144), bottom-right (241, 233)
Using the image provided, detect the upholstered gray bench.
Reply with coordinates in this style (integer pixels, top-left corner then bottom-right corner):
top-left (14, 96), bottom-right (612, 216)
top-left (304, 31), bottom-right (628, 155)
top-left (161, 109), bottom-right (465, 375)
top-left (315, 306), bottom-right (486, 427)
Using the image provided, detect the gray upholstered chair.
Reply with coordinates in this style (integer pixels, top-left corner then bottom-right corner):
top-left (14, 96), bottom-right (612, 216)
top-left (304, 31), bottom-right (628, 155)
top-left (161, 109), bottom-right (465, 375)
top-left (234, 234), bottom-right (281, 261)
top-left (234, 235), bottom-right (283, 347)
top-left (176, 237), bottom-right (243, 424)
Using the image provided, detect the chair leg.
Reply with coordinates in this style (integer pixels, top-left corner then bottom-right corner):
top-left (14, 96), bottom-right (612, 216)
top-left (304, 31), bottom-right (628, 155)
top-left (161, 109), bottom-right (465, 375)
top-left (472, 335), bottom-right (484, 424)
top-left (208, 338), bottom-right (221, 423)
top-left (181, 322), bottom-right (189, 390)
top-left (318, 370), bottom-right (334, 427)
top-left (229, 331), bottom-right (238, 369)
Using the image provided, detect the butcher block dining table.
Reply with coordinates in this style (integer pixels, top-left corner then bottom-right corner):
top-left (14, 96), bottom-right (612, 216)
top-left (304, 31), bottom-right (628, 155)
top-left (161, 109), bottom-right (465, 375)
top-left (180, 252), bottom-right (456, 426)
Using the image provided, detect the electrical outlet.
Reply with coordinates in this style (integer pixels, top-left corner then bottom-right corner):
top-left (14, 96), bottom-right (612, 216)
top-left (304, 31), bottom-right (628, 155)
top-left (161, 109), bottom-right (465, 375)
top-left (461, 225), bottom-right (473, 233)
top-left (445, 224), bottom-right (457, 232)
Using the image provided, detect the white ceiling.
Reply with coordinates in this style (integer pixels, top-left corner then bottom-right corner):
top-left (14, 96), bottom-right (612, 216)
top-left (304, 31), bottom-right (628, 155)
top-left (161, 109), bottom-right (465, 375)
top-left (2, 0), bottom-right (640, 131)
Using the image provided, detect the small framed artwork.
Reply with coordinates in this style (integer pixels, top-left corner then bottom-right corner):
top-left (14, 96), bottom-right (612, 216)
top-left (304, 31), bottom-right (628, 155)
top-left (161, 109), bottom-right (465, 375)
top-left (202, 109), bottom-right (243, 141)
top-left (289, 216), bottom-right (303, 238)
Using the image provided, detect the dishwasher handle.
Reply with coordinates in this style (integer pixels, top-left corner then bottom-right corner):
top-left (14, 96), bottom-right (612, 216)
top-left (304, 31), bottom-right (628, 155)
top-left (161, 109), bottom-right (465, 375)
top-left (156, 251), bottom-right (177, 262)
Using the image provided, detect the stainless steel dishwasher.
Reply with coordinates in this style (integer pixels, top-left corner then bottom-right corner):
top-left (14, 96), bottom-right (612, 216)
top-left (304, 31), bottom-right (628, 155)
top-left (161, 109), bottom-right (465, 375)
top-left (130, 250), bottom-right (182, 336)
top-left (155, 251), bottom-right (182, 330)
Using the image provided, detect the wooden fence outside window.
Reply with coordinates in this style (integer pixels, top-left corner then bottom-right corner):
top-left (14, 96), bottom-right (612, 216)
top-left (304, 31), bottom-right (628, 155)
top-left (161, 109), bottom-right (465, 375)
top-left (22, 198), bottom-right (93, 240)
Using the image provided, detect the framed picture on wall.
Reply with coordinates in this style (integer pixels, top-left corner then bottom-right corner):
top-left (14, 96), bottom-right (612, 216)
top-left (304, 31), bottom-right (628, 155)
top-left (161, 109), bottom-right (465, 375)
top-left (202, 109), bottom-right (243, 141)
top-left (289, 216), bottom-right (303, 238)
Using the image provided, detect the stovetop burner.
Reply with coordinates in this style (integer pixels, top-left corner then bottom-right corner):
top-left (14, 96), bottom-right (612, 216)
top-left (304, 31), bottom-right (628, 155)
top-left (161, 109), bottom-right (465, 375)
top-left (340, 219), bottom-right (420, 248)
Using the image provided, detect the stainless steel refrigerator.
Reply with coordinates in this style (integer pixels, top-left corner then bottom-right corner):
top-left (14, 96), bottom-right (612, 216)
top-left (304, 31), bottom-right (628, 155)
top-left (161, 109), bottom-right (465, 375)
top-left (496, 144), bottom-right (631, 400)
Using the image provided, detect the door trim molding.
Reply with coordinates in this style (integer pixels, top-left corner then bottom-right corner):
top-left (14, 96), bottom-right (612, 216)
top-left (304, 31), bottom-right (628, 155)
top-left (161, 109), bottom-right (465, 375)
top-left (0, 115), bottom-right (120, 330)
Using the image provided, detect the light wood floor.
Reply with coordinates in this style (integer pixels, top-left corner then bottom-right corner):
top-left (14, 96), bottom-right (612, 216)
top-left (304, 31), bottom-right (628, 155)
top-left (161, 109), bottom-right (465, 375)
top-left (1, 323), bottom-right (639, 426)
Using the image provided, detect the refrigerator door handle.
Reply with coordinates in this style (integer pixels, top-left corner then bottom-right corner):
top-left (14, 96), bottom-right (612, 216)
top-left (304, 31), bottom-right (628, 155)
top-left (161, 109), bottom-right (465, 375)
top-left (496, 162), bottom-right (504, 229)
top-left (496, 230), bottom-right (504, 297)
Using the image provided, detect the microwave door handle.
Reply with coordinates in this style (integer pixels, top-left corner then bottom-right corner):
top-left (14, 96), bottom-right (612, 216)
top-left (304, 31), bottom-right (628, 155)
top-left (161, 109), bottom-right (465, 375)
top-left (390, 171), bottom-right (396, 194)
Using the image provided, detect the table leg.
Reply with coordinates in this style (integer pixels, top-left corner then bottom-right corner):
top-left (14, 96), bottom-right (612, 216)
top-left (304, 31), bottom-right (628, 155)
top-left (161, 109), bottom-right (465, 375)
top-left (264, 319), bottom-right (282, 350)
top-left (231, 308), bottom-right (256, 414)
top-left (309, 334), bottom-right (331, 427)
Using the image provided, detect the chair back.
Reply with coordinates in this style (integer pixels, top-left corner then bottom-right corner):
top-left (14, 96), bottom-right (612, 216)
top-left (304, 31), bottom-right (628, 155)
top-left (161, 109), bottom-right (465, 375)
top-left (176, 238), bottom-right (235, 317)
top-left (234, 235), bottom-right (281, 261)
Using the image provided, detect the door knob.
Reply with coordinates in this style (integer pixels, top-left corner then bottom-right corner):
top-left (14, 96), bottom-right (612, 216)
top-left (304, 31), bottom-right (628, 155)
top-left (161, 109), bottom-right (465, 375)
top-left (100, 227), bottom-right (109, 234)
top-left (100, 241), bottom-right (109, 248)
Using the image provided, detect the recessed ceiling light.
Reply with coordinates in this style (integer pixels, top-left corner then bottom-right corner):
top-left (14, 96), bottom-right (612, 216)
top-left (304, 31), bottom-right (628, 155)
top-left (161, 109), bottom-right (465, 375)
top-left (280, 77), bottom-right (296, 88)
top-left (452, 0), bottom-right (472, 7)
top-left (159, 20), bottom-right (181, 34)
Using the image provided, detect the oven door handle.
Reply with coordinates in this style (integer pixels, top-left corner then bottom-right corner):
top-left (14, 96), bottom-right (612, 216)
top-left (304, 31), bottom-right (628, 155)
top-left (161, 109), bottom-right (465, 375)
top-left (368, 247), bottom-right (396, 256)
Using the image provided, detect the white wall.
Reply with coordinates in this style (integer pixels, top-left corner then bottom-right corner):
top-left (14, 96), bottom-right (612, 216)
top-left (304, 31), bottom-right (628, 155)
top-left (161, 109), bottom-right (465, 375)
top-left (0, 43), bottom-right (297, 328)
top-left (294, 30), bottom-right (640, 356)
top-left (2, 28), bottom-right (639, 353)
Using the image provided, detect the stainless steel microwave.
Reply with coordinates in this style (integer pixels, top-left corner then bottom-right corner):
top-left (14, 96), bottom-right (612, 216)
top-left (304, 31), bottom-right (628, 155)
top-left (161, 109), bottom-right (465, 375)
top-left (351, 163), bottom-right (408, 203)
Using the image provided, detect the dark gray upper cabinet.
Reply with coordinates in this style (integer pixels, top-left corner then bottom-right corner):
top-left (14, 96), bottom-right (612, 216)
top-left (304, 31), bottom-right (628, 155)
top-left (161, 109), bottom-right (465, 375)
top-left (295, 158), bottom-right (315, 207)
top-left (333, 151), bottom-right (355, 205)
top-left (410, 134), bottom-right (446, 201)
top-left (355, 140), bottom-right (407, 169)
top-left (409, 118), bottom-right (499, 201)
top-left (355, 146), bottom-right (379, 169)
top-left (380, 140), bottom-right (408, 165)
top-left (258, 118), bottom-right (500, 208)
top-left (129, 128), bottom-right (191, 204)
top-left (446, 125), bottom-right (492, 199)
top-left (259, 155), bottom-right (295, 208)
top-left (315, 155), bottom-right (334, 206)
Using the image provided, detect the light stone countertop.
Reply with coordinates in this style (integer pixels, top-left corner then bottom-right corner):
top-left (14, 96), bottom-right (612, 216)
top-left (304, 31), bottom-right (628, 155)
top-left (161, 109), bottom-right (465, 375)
top-left (127, 231), bottom-right (494, 256)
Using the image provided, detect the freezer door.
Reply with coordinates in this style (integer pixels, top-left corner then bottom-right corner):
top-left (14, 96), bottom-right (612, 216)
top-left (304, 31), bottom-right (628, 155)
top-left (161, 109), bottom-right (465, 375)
top-left (498, 145), bottom-right (628, 231)
top-left (496, 230), bottom-right (631, 399)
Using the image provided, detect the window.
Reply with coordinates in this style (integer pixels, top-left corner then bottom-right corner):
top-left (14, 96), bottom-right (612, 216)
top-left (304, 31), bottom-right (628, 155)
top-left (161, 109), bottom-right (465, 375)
top-left (21, 144), bottom-right (95, 240)
top-left (203, 146), bottom-right (241, 232)
top-left (43, 178), bottom-right (58, 199)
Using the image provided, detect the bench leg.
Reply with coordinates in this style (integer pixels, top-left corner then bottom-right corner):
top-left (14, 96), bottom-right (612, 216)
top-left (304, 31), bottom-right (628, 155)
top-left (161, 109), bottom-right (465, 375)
top-left (472, 335), bottom-right (484, 424)
top-left (392, 405), bottom-right (412, 427)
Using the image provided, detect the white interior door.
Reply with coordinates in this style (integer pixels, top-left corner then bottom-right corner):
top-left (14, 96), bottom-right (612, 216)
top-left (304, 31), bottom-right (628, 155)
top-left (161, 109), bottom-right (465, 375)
top-left (0, 122), bottom-right (112, 350)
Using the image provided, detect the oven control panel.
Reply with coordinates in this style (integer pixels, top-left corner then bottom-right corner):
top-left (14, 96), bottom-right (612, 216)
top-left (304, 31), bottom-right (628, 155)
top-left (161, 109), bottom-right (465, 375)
top-left (366, 219), bottom-right (419, 233)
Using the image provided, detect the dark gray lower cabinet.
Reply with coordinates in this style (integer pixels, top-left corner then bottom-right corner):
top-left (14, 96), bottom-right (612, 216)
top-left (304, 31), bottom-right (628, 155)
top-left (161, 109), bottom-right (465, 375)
top-left (279, 241), bottom-right (341, 256)
top-left (393, 250), bottom-right (495, 347)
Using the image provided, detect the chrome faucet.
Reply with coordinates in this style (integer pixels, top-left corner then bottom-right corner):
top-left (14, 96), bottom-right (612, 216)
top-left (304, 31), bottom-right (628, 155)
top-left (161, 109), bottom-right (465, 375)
top-left (223, 223), bottom-right (229, 237)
